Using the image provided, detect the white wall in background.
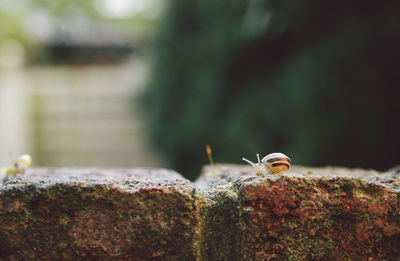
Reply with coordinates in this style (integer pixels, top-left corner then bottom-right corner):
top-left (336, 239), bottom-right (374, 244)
top-left (0, 69), bottom-right (30, 166)
top-left (0, 58), bottom-right (165, 168)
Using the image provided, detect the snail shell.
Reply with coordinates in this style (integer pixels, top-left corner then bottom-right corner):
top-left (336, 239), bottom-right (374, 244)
top-left (15, 154), bottom-right (32, 169)
top-left (262, 153), bottom-right (291, 174)
top-left (13, 154), bottom-right (32, 174)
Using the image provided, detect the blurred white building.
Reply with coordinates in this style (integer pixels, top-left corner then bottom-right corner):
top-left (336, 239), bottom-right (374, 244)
top-left (0, 58), bottom-right (164, 168)
top-left (0, 0), bottom-right (166, 168)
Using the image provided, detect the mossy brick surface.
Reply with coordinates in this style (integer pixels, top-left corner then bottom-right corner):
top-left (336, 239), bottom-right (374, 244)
top-left (2, 165), bottom-right (400, 260)
top-left (198, 164), bottom-right (400, 260)
top-left (0, 168), bottom-right (197, 260)
top-left (196, 184), bottom-right (241, 261)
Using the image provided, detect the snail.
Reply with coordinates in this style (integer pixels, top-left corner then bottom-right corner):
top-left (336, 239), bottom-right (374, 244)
top-left (1, 154), bottom-right (32, 181)
top-left (242, 152), bottom-right (291, 176)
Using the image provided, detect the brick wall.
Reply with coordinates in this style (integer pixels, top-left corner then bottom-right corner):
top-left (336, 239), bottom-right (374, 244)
top-left (0, 165), bottom-right (399, 260)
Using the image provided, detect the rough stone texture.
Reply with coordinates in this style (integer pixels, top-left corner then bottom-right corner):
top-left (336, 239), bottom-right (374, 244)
top-left (198, 164), bottom-right (400, 260)
top-left (1, 165), bottom-right (400, 260)
top-left (196, 184), bottom-right (241, 261)
top-left (0, 168), bottom-right (197, 260)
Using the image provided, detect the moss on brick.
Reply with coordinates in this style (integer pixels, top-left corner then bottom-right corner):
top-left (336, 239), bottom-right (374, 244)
top-left (239, 176), bottom-right (400, 260)
top-left (2, 166), bottom-right (400, 260)
top-left (0, 168), bottom-right (198, 260)
top-left (196, 184), bottom-right (241, 261)
top-left (199, 164), bottom-right (400, 260)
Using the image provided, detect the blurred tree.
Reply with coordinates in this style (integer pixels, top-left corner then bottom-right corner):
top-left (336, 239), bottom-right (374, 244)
top-left (142, 0), bottom-right (400, 180)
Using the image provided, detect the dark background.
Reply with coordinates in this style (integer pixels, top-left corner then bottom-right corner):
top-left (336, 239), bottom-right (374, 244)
top-left (142, 0), bottom-right (400, 180)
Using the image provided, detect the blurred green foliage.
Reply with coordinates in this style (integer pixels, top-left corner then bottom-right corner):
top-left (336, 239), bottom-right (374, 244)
top-left (0, 11), bottom-right (26, 40)
top-left (142, 0), bottom-right (400, 180)
top-left (0, 0), bottom-right (161, 64)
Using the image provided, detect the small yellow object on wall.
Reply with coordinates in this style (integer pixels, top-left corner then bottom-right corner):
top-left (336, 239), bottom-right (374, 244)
top-left (1, 154), bottom-right (32, 181)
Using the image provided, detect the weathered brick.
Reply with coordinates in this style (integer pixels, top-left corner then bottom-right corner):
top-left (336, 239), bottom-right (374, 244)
top-left (199, 165), bottom-right (400, 260)
top-left (196, 184), bottom-right (241, 261)
top-left (0, 168), bottom-right (197, 260)
top-left (2, 165), bottom-right (399, 260)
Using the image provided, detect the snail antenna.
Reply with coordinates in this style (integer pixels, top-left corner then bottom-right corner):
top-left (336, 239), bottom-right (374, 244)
top-left (257, 153), bottom-right (261, 164)
top-left (242, 157), bottom-right (256, 167)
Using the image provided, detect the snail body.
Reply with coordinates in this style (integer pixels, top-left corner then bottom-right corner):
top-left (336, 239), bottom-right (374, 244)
top-left (242, 152), bottom-right (290, 175)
